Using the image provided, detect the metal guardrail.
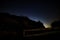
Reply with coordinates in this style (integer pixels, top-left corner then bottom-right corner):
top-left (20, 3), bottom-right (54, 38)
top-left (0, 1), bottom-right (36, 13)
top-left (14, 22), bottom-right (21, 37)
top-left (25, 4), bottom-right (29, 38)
top-left (23, 28), bottom-right (60, 37)
top-left (23, 28), bottom-right (45, 36)
top-left (24, 28), bottom-right (45, 31)
top-left (23, 31), bottom-right (60, 37)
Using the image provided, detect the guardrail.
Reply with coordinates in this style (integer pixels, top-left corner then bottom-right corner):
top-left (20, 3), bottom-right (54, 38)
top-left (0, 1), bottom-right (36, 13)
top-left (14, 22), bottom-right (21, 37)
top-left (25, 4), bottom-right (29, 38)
top-left (24, 28), bottom-right (46, 31)
top-left (23, 28), bottom-right (60, 37)
top-left (23, 30), bottom-right (60, 37)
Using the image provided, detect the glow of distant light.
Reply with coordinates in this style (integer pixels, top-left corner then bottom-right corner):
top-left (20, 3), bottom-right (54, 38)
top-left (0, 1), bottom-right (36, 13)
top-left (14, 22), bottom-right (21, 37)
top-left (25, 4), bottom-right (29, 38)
top-left (43, 23), bottom-right (51, 28)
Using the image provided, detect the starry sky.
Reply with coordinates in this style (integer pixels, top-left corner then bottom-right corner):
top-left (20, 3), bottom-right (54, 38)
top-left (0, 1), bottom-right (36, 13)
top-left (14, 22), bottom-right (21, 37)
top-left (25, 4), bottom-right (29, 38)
top-left (0, 0), bottom-right (60, 28)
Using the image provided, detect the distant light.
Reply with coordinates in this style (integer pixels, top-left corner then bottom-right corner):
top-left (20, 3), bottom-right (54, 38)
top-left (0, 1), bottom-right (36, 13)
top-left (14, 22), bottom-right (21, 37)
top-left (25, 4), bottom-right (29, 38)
top-left (43, 24), bottom-right (51, 28)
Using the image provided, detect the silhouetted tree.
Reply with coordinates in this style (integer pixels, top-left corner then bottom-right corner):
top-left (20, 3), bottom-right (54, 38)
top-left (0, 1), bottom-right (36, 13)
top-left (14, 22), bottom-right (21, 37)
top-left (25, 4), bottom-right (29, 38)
top-left (51, 21), bottom-right (60, 27)
top-left (51, 21), bottom-right (60, 29)
top-left (0, 12), bottom-right (24, 40)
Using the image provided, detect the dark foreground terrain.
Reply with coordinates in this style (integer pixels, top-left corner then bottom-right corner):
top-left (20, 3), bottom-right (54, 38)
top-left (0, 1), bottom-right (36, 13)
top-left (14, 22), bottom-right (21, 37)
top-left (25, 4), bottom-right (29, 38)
top-left (0, 30), bottom-right (60, 40)
top-left (24, 30), bottom-right (60, 40)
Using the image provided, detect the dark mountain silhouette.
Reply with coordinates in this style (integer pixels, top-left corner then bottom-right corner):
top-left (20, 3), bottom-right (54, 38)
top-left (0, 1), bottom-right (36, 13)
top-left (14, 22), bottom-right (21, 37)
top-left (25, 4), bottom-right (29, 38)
top-left (0, 12), bottom-right (45, 30)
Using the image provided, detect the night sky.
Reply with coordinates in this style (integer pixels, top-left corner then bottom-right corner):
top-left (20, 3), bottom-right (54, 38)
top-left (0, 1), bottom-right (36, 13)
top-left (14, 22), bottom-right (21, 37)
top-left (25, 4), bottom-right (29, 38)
top-left (0, 0), bottom-right (60, 28)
